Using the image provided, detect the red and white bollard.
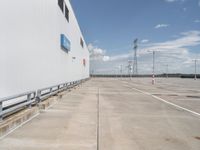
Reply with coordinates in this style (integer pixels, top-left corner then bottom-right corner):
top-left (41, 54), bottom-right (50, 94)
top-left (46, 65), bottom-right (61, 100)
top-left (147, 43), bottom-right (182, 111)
top-left (152, 74), bottom-right (155, 85)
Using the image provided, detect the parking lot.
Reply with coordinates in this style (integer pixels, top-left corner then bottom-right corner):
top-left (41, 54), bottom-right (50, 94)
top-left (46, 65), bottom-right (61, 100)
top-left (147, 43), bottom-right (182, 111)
top-left (0, 78), bottom-right (200, 150)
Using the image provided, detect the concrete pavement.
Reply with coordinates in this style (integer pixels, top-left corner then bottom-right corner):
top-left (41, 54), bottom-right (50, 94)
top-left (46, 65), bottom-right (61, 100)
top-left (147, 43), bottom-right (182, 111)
top-left (0, 78), bottom-right (200, 150)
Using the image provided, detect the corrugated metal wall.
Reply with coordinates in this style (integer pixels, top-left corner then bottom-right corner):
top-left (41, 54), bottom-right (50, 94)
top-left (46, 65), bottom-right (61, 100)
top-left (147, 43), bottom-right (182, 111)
top-left (0, 0), bottom-right (89, 98)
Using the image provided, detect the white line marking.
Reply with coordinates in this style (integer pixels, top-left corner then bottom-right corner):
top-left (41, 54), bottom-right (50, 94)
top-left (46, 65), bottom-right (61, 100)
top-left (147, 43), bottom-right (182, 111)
top-left (123, 82), bottom-right (200, 118)
top-left (0, 113), bottom-right (39, 140)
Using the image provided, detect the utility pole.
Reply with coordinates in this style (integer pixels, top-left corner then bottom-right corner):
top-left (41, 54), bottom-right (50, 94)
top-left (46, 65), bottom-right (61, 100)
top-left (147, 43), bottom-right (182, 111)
top-left (152, 51), bottom-right (155, 84)
top-left (194, 59), bottom-right (197, 80)
top-left (148, 50), bottom-right (159, 84)
top-left (120, 65), bottom-right (123, 79)
top-left (91, 69), bottom-right (94, 78)
top-left (128, 60), bottom-right (133, 80)
top-left (133, 39), bottom-right (138, 76)
top-left (165, 64), bottom-right (169, 78)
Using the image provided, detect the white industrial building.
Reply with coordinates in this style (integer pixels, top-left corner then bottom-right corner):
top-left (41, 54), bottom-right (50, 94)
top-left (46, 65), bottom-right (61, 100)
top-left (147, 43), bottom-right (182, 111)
top-left (0, 0), bottom-right (89, 98)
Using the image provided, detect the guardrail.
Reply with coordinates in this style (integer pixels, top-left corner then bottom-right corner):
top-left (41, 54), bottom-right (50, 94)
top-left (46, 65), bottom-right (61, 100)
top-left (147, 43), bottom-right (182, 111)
top-left (0, 91), bottom-right (36, 121)
top-left (36, 80), bottom-right (81, 102)
top-left (0, 78), bottom-right (88, 121)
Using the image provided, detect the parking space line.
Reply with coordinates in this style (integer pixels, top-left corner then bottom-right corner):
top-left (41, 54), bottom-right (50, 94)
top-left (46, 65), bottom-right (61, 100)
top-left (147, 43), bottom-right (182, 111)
top-left (123, 82), bottom-right (200, 118)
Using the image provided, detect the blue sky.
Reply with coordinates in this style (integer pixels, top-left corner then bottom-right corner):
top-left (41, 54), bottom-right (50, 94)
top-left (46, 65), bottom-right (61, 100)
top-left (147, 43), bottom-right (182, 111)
top-left (71, 0), bottom-right (200, 74)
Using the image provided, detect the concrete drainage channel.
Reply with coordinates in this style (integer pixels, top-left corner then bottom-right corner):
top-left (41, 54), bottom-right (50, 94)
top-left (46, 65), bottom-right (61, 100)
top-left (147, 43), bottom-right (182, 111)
top-left (0, 78), bottom-right (89, 138)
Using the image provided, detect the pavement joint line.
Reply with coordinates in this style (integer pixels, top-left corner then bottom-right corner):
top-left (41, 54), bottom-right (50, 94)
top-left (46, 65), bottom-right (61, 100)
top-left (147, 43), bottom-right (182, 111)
top-left (0, 113), bottom-right (40, 140)
top-left (97, 88), bottom-right (100, 150)
top-left (122, 81), bottom-right (200, 118)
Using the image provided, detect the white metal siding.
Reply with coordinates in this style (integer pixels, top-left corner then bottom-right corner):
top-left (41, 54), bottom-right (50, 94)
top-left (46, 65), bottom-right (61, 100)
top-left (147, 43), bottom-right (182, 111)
top-left (0, 0), bottom-right (89, 98)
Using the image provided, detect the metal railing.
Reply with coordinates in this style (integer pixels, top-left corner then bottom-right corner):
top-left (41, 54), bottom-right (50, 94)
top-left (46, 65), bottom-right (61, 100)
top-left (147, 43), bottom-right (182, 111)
top-left (36, 80), bottom-right (81, 102)
top-left (0, 78), bottom-right (88, 121)
top-left (0, 91), bottom-right (36, 121)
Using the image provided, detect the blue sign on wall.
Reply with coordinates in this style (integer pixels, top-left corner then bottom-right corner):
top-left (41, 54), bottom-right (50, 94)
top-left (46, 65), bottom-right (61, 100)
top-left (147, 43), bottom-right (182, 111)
top-left (60, 34), bottom-right (71, 52)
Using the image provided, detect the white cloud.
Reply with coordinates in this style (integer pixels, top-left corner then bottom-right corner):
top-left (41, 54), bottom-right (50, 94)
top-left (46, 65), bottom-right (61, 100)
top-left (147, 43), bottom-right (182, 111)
top-left (194, 19), bottom-right (200, 23)
top-left (88, 43), bottom-right (110, 62)
top-left (152, 31), bottom-right (200, 48)
top-left (91, 30), bottom-right (200, 74)
top-left (109, 53), bottom-right (130, 61)
top-left (141, 39), bottom-right (149, 43)
top-left (165, 0), bottom-right (186, 3)
top-left (103, 56), bottom-right (110, 62)
top-left (165, 0), bottom-right (177, 2)
top-left (183, 8), bottom-right (187, 12)
top-left (155, 24), bottom-right (170, 29)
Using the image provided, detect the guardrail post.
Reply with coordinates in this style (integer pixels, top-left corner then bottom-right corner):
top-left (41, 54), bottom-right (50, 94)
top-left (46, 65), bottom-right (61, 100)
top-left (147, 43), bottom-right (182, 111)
top-left (58, 85), bottom-right (60, 93)
top-left (50, 88), bottom-right (52, 94)
top-left (36, 91), bottom-right (41, 103)
top-left (27, 93), bottom-right (32, 108)
top-left (0, 101), bottom-right (3, 121)
top-left (66, 83), bottom-right (68, 90)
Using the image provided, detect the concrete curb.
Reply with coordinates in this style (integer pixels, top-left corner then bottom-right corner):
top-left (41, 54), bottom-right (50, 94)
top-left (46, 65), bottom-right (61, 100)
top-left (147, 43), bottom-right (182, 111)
top-left (0, 90), bottom-right (70, 139)
top-left (0, 107), bottom-right (39, 137)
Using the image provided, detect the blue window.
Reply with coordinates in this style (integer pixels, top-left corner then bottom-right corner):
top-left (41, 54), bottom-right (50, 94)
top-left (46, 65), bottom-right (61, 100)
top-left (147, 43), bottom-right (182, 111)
top-left (60, 34), bottom-right (71, 52)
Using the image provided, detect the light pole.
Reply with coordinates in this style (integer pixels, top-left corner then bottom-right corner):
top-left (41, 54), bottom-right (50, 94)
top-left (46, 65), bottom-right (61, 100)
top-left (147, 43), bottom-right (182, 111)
top-left (148, 50), bottom-right (156, 85)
